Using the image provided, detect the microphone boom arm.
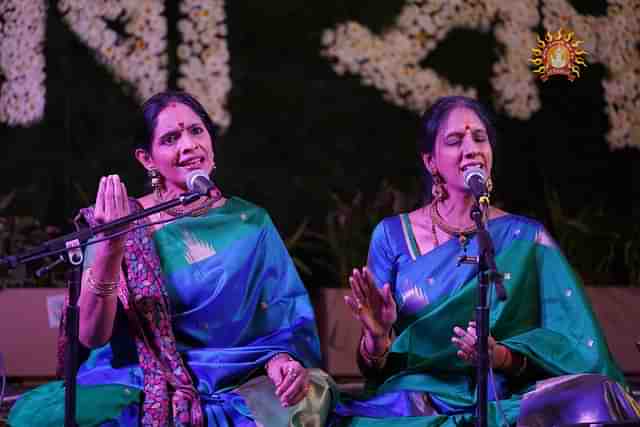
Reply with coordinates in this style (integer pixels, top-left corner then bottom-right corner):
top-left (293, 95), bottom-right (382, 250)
top-left (0, 191), bottom-right (202, 269)
top-left (0, 189), bottom-right (205, 427)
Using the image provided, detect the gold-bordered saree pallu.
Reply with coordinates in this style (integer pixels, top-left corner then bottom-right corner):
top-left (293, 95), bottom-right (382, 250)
top-left (331, 214), bottom-right (640, 427)
top-left (10, 197), bottom-right (336, 427)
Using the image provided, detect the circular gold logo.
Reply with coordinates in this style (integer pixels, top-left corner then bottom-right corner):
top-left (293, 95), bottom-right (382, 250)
top-left (530, 28), bottom-right (587, 82)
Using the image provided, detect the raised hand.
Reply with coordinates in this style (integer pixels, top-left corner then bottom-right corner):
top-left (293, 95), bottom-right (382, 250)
top-left (78, 175), bottom-right (130, 347)
top-left (344, 267), bottom-right (397, 341)
top-left (266, 354), bottom-right (310, 407)
top-left (93, 175), bottom-right (130, 245)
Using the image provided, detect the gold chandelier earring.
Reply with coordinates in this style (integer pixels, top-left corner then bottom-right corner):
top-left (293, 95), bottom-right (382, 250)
top-left (430, 170), bottom-right (448, 203)
top-left (148, 168), bottom-right (164, 199)
top-left (486, 176), bottom-right (494, 195)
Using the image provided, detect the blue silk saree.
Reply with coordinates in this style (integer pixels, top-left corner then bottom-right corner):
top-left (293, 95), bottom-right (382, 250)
top-left (333, 213), bottom-right (639, 427)
top-left (10, 197), bottom-right (335, 426)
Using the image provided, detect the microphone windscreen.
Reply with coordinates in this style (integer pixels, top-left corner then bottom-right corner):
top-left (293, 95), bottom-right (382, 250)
top-left (186, 169), bottom-right (212, 193)
top-left (463, 167), bottom-right (486, 189)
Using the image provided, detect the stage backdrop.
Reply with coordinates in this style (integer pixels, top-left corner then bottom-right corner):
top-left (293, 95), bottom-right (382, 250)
top-left (0, 0), bottom-right (638, 285)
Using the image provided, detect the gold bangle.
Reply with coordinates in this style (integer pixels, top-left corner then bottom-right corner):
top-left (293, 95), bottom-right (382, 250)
top-left (85, 267), bottom-right (119, 297)
top-left (360, 336), bottom-right (390, 366)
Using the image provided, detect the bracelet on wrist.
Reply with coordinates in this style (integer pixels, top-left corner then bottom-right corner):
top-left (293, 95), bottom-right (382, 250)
top-left (85, 266), bottom-right (119, 297)
top-left (360, 335), bottom-right (390, 366)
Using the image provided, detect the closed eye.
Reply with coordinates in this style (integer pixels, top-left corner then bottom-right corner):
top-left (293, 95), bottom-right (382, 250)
top-left (472, 130), bottom-right (488, 142)
top-left (445, 133), bottom-right (463, 145)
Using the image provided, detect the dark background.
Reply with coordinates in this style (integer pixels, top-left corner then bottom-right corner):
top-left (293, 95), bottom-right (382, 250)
top-left (1, 1), bottom-right (637, 285)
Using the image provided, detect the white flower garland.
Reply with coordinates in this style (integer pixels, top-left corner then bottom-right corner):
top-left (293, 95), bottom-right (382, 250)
top-left (1, 0), bottom-right (637, 149)
top-left (490, 2), bottom-right (541, 119)
top-left (321, 0), bottom-right (541, 119)
top-left (177, 0), bottom-right (231, 131)
top-left (0, 0), bottom-right (47, 126)
top-left (0, 0), bottom-right (232, 131)
top-left (322, 0), bottom-right (640, 150)
top-left (542, 0), bottom-right (640, 149)
top-left (57, 0), bottom-right (168, 104)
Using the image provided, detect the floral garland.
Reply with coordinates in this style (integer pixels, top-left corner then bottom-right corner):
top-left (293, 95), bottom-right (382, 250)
top-left (57, 0), bottom-right (168, 105)
top-left (322, 0), bottom-right (640, 150)
top-left (0, 0), bottom-right (47, 126)
top-left (542, 0), bottom-right (640, 149)
top-left (490, 2), bottom-right (541, 119)
top-left (321, 0), bottom-right (541, 120)
top-left (177, 0), bottom-right (231, 131)
top-left (0, 0), bottom-right (232, 132)
top-left (1, 0), bottom-right (636, 149)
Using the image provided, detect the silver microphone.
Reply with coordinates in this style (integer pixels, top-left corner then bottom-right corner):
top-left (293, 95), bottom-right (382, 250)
top-left (463, 167), bottom-right (490, 204)
top-left (186, 169), bottom-right (215, 195)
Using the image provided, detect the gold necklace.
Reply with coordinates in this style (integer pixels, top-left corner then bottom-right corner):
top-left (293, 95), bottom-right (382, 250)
top-left (429, 202), bottom-right (478, 247)
top-left (154, 187), bottom-right (222, 217)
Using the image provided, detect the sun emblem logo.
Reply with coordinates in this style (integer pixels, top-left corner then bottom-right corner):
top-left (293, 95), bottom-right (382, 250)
top-left (530, 28), bottom-right (587, 82)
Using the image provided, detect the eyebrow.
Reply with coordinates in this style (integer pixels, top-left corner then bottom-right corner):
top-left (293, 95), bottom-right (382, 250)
top-left (158, 129), bottom-right (180, 140)
top-left (444, 128), bottom-right (487, 138)
top-left (156, 122), bottom-right (203, 140)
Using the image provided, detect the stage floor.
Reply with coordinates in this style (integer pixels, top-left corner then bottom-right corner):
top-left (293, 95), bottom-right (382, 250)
top-left (2, 377), bottom-right (640, 426)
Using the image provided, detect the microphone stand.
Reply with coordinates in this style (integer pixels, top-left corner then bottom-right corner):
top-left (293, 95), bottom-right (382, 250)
top-left (461, 200), bottom-right (507, 427)
top-left (0, 190), bottom-right (205, 427)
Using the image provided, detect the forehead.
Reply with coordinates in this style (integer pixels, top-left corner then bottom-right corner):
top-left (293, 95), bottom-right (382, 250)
top-left (154, 102), bottom-right (203, 135)
top-left (440, 107), bottom-right (486, 134)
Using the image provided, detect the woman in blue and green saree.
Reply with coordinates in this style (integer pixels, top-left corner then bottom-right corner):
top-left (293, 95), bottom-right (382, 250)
top-left (333, 96), bottom-right (640, 427)
top-left (9, 91), bottom-right (336, 427)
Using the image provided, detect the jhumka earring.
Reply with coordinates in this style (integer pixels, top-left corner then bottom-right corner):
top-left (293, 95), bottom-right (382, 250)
top-left (431, 171), bottom-right (447, 202)
top-left (148, 168), bottom-right (163, 199)
top-left (486, 176), bottom-right (494, 194)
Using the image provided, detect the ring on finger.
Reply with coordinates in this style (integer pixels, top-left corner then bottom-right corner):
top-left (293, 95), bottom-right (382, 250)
top-left (288, 368), bottom-right (298, 379)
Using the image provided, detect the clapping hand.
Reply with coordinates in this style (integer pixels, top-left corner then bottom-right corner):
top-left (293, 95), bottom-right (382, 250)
top-left (344, 267), bottom-right (397, 342)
